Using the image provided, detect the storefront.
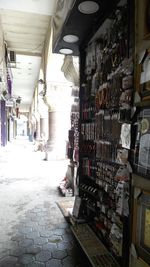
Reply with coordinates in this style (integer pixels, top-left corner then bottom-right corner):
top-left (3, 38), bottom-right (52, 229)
top-left (0, 0), bottom-right (150, 265)
top-left (52, 0), bottom-right (150, 266)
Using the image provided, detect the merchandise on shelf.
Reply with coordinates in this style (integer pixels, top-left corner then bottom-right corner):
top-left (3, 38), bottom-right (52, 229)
top-left (77, 1), bottom-right (132, 266)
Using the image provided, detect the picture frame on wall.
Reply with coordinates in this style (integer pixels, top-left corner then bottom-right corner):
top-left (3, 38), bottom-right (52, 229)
top-left (138, 49), bottom-right (150, 103)
top-left (134, 0), bottom-right (150, 105)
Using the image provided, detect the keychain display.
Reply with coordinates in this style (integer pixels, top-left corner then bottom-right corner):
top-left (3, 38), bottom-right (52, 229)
top-left (115, 165), bottom-right (130, 181)
top-left (116, 149), bottom-right (128, 165)
top-left (120, 123), bottom-right (131, 149)
top-left (79, 0), bottom-right (131, 265)
top-left (109, 223), bottom-right (123, 257)
top-left (115, 181), bottom-right (129, 216)
top-left (67, 110), bottom-right (79, 162)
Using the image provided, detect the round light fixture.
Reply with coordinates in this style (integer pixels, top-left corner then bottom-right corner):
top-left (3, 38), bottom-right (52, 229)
top-left (78, 1), bottom-right (99, 14)
top-left (59, 48), bottom-right (73, 55)
top-left (63, 34), bottom-right (79, 43)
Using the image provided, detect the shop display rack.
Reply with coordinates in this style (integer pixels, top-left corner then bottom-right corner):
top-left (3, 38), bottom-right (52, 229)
top-left (71, 223), bottom-right (120, 267)
top-left (75, 1), bottom-right (133, 266)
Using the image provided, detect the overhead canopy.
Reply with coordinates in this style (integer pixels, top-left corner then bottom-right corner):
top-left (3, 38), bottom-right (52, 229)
top-left (52, 0), bottom-right (75, 51)
top-left (52, 0), bottom-right (120, 56)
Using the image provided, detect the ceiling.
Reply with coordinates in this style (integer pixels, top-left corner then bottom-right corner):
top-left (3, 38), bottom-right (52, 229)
top-left (53, 0), bottom-right (122, 56)
top-left (0, 0), bottom-right (127, 113)
top-left (12, 54), bottom-right (41, 111)
top-left (0, 0), bottom-right (57, 112)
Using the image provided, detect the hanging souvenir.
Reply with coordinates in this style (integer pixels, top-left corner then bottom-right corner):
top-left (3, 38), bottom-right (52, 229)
top-left (120, 123), bottom-right (131, 149)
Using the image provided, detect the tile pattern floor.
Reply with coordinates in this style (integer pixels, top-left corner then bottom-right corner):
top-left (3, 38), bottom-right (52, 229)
top-left (0, 200), bottom-right (90, 266)
top-left (0, 138), bottom-right (91, 267)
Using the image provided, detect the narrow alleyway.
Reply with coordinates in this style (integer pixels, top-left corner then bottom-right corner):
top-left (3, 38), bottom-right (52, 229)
top-left (0, 138), bottom-right (90, 267)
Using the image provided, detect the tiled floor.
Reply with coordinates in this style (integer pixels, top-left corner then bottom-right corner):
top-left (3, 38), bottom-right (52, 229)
top-left (0, 138), bottom-right (91, 267)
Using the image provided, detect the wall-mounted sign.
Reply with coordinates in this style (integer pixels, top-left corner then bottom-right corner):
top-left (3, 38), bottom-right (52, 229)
top-left (5, 100), bottom-right (14, 107)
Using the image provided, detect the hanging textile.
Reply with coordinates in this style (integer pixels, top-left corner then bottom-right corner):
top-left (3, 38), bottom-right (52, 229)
top-left (61, 55), bottom-right (79, 86)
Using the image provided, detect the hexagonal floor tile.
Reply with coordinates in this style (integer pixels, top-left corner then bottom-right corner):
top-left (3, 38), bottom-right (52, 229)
top-left (46, 258), bottom-right (62, 267)
top-left (19, 238), bottom-right (34, 248)
top-left (35, 250), bottom-right (51, 262)
top-left (19, 227), bottom-right (33, 235)
top-left (43, 242), bottom-right (57, 251)
top-left (11, 234), bottom-right (25, 242)
top-left (26, 245), bottom-right (42, 255)
top-left (38, 220), bottom-right (49, 227)
top-left (0, 255), bottom-right (18, 266)
top-left (0, 248), bottom-right (10, 260)
top-left (25, 231), bottom-right (40, 239)
top-left (34, 237), bottom-right (48, 246)
top-left (3, 240), bottom-right (18, 250)
top-left (52, 249), bottom-right (67, 260)
top-left (18, 254), bottom-right (34, 264)
top-left (15, 263), bottom-right (24, 267)
top-left (39, 230), bottom-right (53, 238)
top-left (26, 262), bottom-right (45, 267)
top-left (58, 223), bottom-right (69, 229)
top-left (57, 241), bottom-right (72, 250)
top-left (25, 221), bottom-right (38, 228)
top-left (48, 235), bottom-right (62, 244)
top-left (53, 229), bottom-right (66, 236)
top-left (10, 247), bottom-right (26, 257)
top-left (1, 263), bottom-right (16, 267)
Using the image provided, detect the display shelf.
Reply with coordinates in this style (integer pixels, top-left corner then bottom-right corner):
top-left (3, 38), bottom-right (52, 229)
top-left (79, 186), bottom-right (98, 199)
top-left (83, 175), bottom-right (96, 182)
top-left (71, 223), bottom-right (120, 267)
top-left (78, 1), bottom-right (132, 266)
